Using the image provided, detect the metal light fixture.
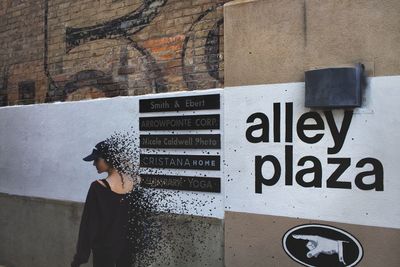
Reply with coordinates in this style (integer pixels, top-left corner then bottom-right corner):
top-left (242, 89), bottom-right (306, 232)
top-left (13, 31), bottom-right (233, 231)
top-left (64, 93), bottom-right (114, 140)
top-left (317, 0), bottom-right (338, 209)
top-left (304, 63), bottom-right (366, 108)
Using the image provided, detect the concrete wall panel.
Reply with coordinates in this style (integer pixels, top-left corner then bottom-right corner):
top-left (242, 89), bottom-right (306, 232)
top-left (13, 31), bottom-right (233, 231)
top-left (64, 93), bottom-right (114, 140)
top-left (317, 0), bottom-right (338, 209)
top-left (0, 193), bottom-right (224, 267)
top-left (224, 0), bottom-right (400, 86)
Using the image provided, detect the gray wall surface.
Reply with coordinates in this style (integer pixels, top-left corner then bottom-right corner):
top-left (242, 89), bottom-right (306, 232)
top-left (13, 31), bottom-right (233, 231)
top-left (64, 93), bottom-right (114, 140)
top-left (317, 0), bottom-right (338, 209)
top-left (0, 192), bottom-right (224, 267)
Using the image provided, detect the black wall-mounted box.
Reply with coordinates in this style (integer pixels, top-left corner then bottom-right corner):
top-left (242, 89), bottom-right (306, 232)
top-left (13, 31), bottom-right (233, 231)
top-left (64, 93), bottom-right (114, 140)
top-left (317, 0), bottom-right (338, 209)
top-left (305, 64), bottom-right (365, 108)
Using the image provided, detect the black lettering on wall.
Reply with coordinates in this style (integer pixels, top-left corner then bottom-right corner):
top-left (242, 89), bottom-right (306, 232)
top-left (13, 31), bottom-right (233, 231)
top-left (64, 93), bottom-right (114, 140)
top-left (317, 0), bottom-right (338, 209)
top-left (296, 111), bottom-right (325, 144)
top-left (273, 103), bottom-right (281, 142)
top-left (285, 103), bottom-right (293, 142)
top-left (355, 158), bottom-right (384, 191)
top-left (326, 158), bottom-right (352, 189)
top-left (285, 145), bottom-right (293, 185)
top-left (296, 156), bottom-right (322, 188)
top-left (255, 155), bottom-right (281, 193)
top-left (246, 113), bottom-right (269, 143)
top-left (325, 110), bottom-right (353, 154)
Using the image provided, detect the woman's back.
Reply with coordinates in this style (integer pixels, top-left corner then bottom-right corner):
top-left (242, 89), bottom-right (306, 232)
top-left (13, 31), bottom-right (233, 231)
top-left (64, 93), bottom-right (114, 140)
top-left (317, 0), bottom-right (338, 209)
top-left (96, 177), bottom-right (135, 195)
top-left (72, 179), bottom-right (137, 266)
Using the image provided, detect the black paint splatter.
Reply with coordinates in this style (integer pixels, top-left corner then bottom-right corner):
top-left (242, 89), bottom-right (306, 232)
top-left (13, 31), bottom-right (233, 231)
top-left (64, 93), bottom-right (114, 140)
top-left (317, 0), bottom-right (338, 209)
top-left (101, 127), bottom-right (219, 266)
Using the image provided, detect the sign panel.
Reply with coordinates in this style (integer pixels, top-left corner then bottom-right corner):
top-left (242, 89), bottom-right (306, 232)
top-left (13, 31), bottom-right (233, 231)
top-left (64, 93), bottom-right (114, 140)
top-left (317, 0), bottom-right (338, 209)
top-left (140, 154), bottom-right (220, 170)
top-left (224, 77), bottom-right (400, 267)
top-left (139, 94), bottom-right (220, 112)
top-left (224, 78), bottom-right (400, 229)
top-left (140, 174), bottom-right (221, 193)
top-left (139, 114), bottom-right (220, 131)
top-left (282, 224), bottom-right (363, 267)
top-left (139, 93), bottom-right (222, 193)
top-left (140, 134), bottom-right (221, 149)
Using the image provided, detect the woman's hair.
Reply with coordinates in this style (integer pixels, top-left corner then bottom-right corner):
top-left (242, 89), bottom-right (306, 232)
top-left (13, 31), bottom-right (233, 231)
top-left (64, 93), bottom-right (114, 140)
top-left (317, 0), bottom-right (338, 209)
top-left (103, 154), bottom-right (126, 188)
top-left (100, 133), bottom-right (141, 188)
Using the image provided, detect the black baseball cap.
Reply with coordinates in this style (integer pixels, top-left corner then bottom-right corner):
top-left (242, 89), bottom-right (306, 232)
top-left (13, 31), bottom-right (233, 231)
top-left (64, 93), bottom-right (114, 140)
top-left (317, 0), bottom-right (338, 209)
top-left (82, 140), bottom-right (110, 161)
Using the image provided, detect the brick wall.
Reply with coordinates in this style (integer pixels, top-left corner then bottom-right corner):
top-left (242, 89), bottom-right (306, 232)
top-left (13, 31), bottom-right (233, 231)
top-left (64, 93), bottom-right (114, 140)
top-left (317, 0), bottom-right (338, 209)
top-left (0, 0), bottom-right (228, 106)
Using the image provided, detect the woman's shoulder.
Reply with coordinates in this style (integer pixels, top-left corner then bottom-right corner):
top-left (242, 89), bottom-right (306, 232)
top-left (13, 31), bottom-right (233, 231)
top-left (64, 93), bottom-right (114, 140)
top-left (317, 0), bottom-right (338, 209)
top-left (86, 180), bottom-right (109, 199)
top-left (94, 179), bottom-right (107, 187)
top-left (89, 179), bottom-right (106, 190)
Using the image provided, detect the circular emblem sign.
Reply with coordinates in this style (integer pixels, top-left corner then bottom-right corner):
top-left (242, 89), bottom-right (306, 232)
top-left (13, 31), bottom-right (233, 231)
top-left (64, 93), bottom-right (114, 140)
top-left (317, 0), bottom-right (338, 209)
top-left (282, 224), bottom-right (363, 267)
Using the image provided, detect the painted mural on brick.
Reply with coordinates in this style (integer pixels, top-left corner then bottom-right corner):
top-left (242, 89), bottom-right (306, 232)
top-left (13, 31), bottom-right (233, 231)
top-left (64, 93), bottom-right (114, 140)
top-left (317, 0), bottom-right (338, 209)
top-left (0, 0), bottom-right (229, 106)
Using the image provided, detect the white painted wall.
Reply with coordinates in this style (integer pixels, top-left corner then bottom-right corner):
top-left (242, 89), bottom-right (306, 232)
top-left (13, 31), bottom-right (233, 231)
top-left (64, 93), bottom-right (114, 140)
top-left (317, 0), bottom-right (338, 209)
top-left (1, 76), bottom-right (399, 228)
top-left (0, 97), bottom-right (137, 200)
top-left (0, 89), bottom-right (224, 219)
top-left (224, 76), bottom-right (400, 229)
